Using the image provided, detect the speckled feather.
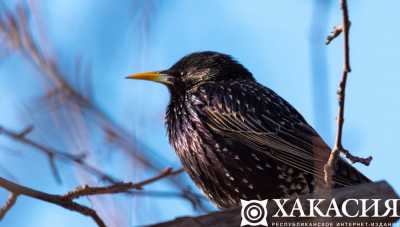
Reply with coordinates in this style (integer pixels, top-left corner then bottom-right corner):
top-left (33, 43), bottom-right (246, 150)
top-left (163, 52), bottom-right (370, 209)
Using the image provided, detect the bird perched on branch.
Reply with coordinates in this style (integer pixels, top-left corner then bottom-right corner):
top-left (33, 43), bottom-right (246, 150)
top-left (127, 51), bottom-right (370, 209)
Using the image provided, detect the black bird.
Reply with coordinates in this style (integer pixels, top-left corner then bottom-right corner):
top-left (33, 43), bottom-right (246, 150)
top-left (127, 51), bottom-right (370, 209)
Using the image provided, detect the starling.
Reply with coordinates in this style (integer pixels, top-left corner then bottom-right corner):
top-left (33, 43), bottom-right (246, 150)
top-left (127, 51), bottom-right (370, 209)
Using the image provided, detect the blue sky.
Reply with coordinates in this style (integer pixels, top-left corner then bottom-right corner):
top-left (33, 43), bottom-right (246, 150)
top-left (1, 0), bottom-right (399, 226)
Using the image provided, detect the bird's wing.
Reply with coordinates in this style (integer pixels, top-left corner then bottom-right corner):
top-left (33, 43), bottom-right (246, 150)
top-left (197, 81), bottom-right (367, 186)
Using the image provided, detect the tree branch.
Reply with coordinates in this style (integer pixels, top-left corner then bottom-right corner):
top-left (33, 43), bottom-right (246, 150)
top-left (0, 5), bottom-right (210, 212)
top-left (0, 125), bottom-right (119, 184)
top-left (0, 168), bottom-right (182, 226)
top-left (0, 176), bottom-right (106, 227)
top-left (63, 168), bottom-right (183, 200)
top-left (0, 193), bottom-right (18, 220)
top-left (324, 0), bottom-right (372, 187)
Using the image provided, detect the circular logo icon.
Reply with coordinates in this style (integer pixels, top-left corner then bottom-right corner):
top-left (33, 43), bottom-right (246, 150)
top-left (243, 202), bottom-right (265, 223)
top-left (241, 199), bottom-right (268, 226)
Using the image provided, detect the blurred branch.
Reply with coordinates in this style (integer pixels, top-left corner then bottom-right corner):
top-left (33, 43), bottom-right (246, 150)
top-left (0, 125), bottom-right (209, 210)
top-left (0, 3), bottom-right (211, 213)
top-left (64, 168), bottom-right (182, 199)
top-left (0, 176), bottom-right (106, 227)
top-left (0, 167), bottom-right (181, 227)
top-left (1, 2), bottom-right (165, 178)
top-left (0, 125), bottom-right (119, 184)
top-left (323, 0), bottom-right (372, 186)
top-left (0, 193), bottom-right (17, 220)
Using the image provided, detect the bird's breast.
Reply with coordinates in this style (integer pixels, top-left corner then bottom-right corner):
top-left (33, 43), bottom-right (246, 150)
top-left (166, 94), bottom-right (234, 201)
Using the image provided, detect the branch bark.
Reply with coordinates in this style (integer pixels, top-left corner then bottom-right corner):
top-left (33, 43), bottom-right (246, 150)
top-left (63, 168), bottom-right (183, 200)
top-left (0, 168), bottom-right (182, 226)
top-left (0, 193), bottom-right (18, 220)
top-left (0, 176), bottom-right (106, 226)
top-left (323, 0), bottom-right (372, 187)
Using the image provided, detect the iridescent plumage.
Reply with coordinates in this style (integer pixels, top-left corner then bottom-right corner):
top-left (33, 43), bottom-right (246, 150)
top-left (131, 51), bottom-right (370, 208)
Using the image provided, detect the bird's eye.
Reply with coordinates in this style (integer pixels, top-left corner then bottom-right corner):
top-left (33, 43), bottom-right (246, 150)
top-left (180, 71), bottom-right (185, 76)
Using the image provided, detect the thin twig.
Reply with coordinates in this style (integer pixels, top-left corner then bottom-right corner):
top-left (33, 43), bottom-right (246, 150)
top-left (0, 168), bottom-right (181, 226)
top-left (342, 149), bottom-right (372, 165)
top-left (0, 176), bottom-right (106, 227)
top-left (64, 168), bottom-right (183, 200)
top-left (0, 193), bottom-right (18, 220)
top-left (0, 125), bottom-right (200, 208)
top-left (0, 125), bottom-right (119, 184)
top-left (326, 25), bottom-right (343, 45)
top-left (324, 0), bottom-right (372, 187)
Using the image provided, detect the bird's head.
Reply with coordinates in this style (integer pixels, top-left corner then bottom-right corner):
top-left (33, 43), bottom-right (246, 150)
top-left (126, 51), bottom-right (254, 97)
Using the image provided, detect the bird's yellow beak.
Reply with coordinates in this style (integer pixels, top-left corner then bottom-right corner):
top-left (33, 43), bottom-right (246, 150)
top-left (126, 71), bottom-right (173, 85)
top-left (126, 71), bottom-right (161, 81)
